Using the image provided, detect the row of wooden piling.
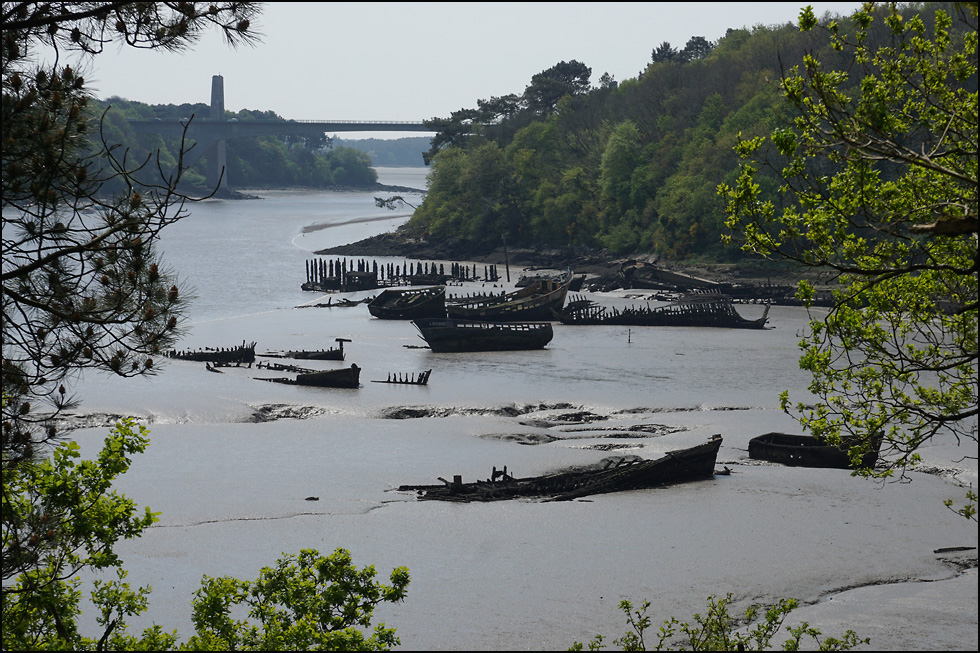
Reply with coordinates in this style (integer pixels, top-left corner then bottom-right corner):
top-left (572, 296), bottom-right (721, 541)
top-left (302, 257), bottom-right (501, 292)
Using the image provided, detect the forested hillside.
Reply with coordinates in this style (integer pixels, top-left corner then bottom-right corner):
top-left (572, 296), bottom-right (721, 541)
top-left (91, 98), bottom-right (378, 193)
top-left (406, 2), bottom-right (971, 262)
top-left (334, 137), bottom-right (430, 167)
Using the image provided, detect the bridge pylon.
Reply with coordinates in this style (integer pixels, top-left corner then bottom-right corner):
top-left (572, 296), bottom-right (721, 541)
top-left (208, 75), bottom-right (228, 190)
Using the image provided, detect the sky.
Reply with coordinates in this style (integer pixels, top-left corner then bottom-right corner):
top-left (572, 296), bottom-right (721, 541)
top-left (75, 2), bottom-right (864, 138)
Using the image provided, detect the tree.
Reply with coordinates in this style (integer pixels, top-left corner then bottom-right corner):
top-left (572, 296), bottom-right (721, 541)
top-left (597, 71), bottom-right (617, 90)
top-left (1, 419), bottom-right (165, 650)
top-left (375, 195), bottom-right (419, 211)
top-left (2, 0), bottom-right (258, 644)
top-left (2, 2), bottom-right (261, 464)
top-left (185, 548), bottom-right (410, 651)
top-left (719, 3), bottom-right (977, 518)
top-left (570, 594), bottom-right (867, 651)
top-left (3, 4), bottom-right (411, 650)
top-left (422, 107), bottom-right (483, 164)
top-left (651, 41), bottom-right (678, 63)
top-left (680, 35), bottom-right (714, 62)
top-left (522, 60), bottom-right (592, 115)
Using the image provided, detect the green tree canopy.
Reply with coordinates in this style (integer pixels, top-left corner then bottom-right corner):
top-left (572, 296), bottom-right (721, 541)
top-left (651, 41), bottom-right (679, 63)
top-left (2, 1), bottom-right (260, 463)
top-left (523, 59), bottom-right (592, 115)
top-left (2, 4), bottom-right (408, 650)
top-left (412, 13), bottom-right (896, 260)
top-left (720, 3), bottom-right (977, 518)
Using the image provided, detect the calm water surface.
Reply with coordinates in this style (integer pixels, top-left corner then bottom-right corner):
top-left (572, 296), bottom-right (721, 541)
top-left (70, 168), bottom-right (977, 650)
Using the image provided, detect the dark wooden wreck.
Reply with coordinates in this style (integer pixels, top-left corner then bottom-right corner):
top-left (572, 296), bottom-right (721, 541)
top-left (367, 286), bottom-right (447, 320)
top-left (167, 341), bottom-right (256, 364)
top-left (445, 274), bottom-right (572, 322)
top-left (372, 369), bottom-right (432, 385)
top-left (620, 261), bottom-right (719, 291)
top-left (257, 363), bottom-right (361, 389)
top-left (412, 318), bottom-right (554, 353)
top-left (255, 360), bottom-right (315, 374)
top-left (560, 293), bottom-right (770, 329)
top-left (398, 435), bottom-right (723, 502)
top-left (257, 338), bottom-right (350, 361)
top-left (748, 432), bottom-right (882, 469)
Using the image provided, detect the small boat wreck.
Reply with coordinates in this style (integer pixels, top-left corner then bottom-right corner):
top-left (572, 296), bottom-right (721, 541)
top-left (446, 274), bottom-right (571, 322)
top-left (619, 261), bottom-right (720, 291)
top-left (257, 338), bottom-right (350, 361)
top-left (398, 435), bottom-right (723, 502)
top-left (257, 363), bottom-right (361, 389)
top-left (412, 318), bottom-right (554, 353)
top-left (167, 340), bottom-right (256, 364)
top-left (748, 432), bottom-right (882, 469)
top-left (372, 369), bottom-right (432, 385)
top-left (560, 293), bottom-right (770, 329)
top-left (367, 286), bottom-right (447, 320)
top-left (255, 360), bottom-right (315, 374)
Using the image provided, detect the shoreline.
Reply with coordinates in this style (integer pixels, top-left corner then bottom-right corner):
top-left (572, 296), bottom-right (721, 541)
top-left (313, 227), bottom-right (823, 297)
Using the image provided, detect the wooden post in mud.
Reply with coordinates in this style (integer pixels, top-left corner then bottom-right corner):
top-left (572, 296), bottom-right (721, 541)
top-left (502, 232), bottom-right (510, 282)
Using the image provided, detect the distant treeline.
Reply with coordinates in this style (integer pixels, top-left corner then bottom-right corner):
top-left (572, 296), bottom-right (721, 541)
top-left (334, 137), bottom-right (431, 167)
top-left (402, 2), bottom-right (971, 262)
top-left (90, 99), bottom-right (379, 193)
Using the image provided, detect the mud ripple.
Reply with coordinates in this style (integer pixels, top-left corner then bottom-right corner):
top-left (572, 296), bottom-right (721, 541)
top-left (248, 404), bottom-right (329, 422)
top-left (51, 412), bottom-right (149, 432)
top-left (378, 402), bottom-right (580, 420)
top-left (480, 432), bottom-right (560, 445)
top-left (555, 423), bottom-right (688, 435)
top-left (582, 443), bottom-right (645, 452)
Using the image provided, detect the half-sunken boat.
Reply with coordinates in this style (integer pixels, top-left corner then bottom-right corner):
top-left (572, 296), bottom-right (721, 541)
top-left (258, 363), bottom-right (361, 389)
top-left (398, 434), bottom-right (723, 502)
top-left (167, 340), bottom-right (256, 364)
top-left (446, 274), bottom-right (571, 322)
top-left (560, 293), bottom-right (769, 329)
top-left (372, 369), bottom-right (432, 385)
top-left (412, 318), bottom-right (554, 352)
top-left (257, 338), bottom-right (350, 361)
top-left (367, 286), bottom-right (447, 320)
top-left (748, 432), bottom-right (881, 469)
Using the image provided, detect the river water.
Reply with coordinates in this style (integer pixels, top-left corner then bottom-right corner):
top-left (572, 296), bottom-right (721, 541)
top-left (69, 167), bottom-right (977, 650)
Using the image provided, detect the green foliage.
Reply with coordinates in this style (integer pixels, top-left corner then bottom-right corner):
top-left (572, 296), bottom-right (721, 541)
top-left (185, 548), bottom-right (410, 651)
top-left (3, 5), bottom-right (407, 651)
top-left (334, 137), bottom-right (430, 167)
top-left (720, 4), bottom-right (977, 518)
top-left (91, 99), bottom-right (379, 193)
top-left (412, 6), bottom-right (937, 259)
top-left (2, 3), bottom-right (263, 465)
top-left (1, 419), bottom-right (165, 651)
top-left (569, 594), bottom-right (868, 651)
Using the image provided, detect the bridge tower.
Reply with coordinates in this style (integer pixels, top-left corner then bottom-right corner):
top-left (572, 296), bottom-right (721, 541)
top-left (207, 75), bottom-right (228, 189)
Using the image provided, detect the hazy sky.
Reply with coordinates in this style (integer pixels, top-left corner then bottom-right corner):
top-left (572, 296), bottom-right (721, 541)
top-left (77, 2), bottom-right (864, 137)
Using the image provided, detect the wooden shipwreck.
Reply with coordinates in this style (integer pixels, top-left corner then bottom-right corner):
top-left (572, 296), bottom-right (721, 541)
top-left (167, 341), bottom-right (256, 365)
top-left (398, 435), bottom-right (723, 502)
top-left (412, 318), bottom-right (554, 352)
top-left (257, 363), bottom-right (361, 389)
top-left (372, 369), bottom-right (432, 385)
top-left (560, 293), bottom-right (769, 329)
top-left (446, 274), bottom-right (572, 322)
top-left (257, 338), bottom-right (350, 361)
top-left (748, 432), bottom-right (882, 469)
top-left (368, 286), bottom-right (447, 320)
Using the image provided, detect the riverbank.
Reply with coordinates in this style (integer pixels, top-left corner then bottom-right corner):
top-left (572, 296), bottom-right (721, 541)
top-left (315, 227), bottom-right (823, 297)
top-left (66, 181), bottom-right (975, 651)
